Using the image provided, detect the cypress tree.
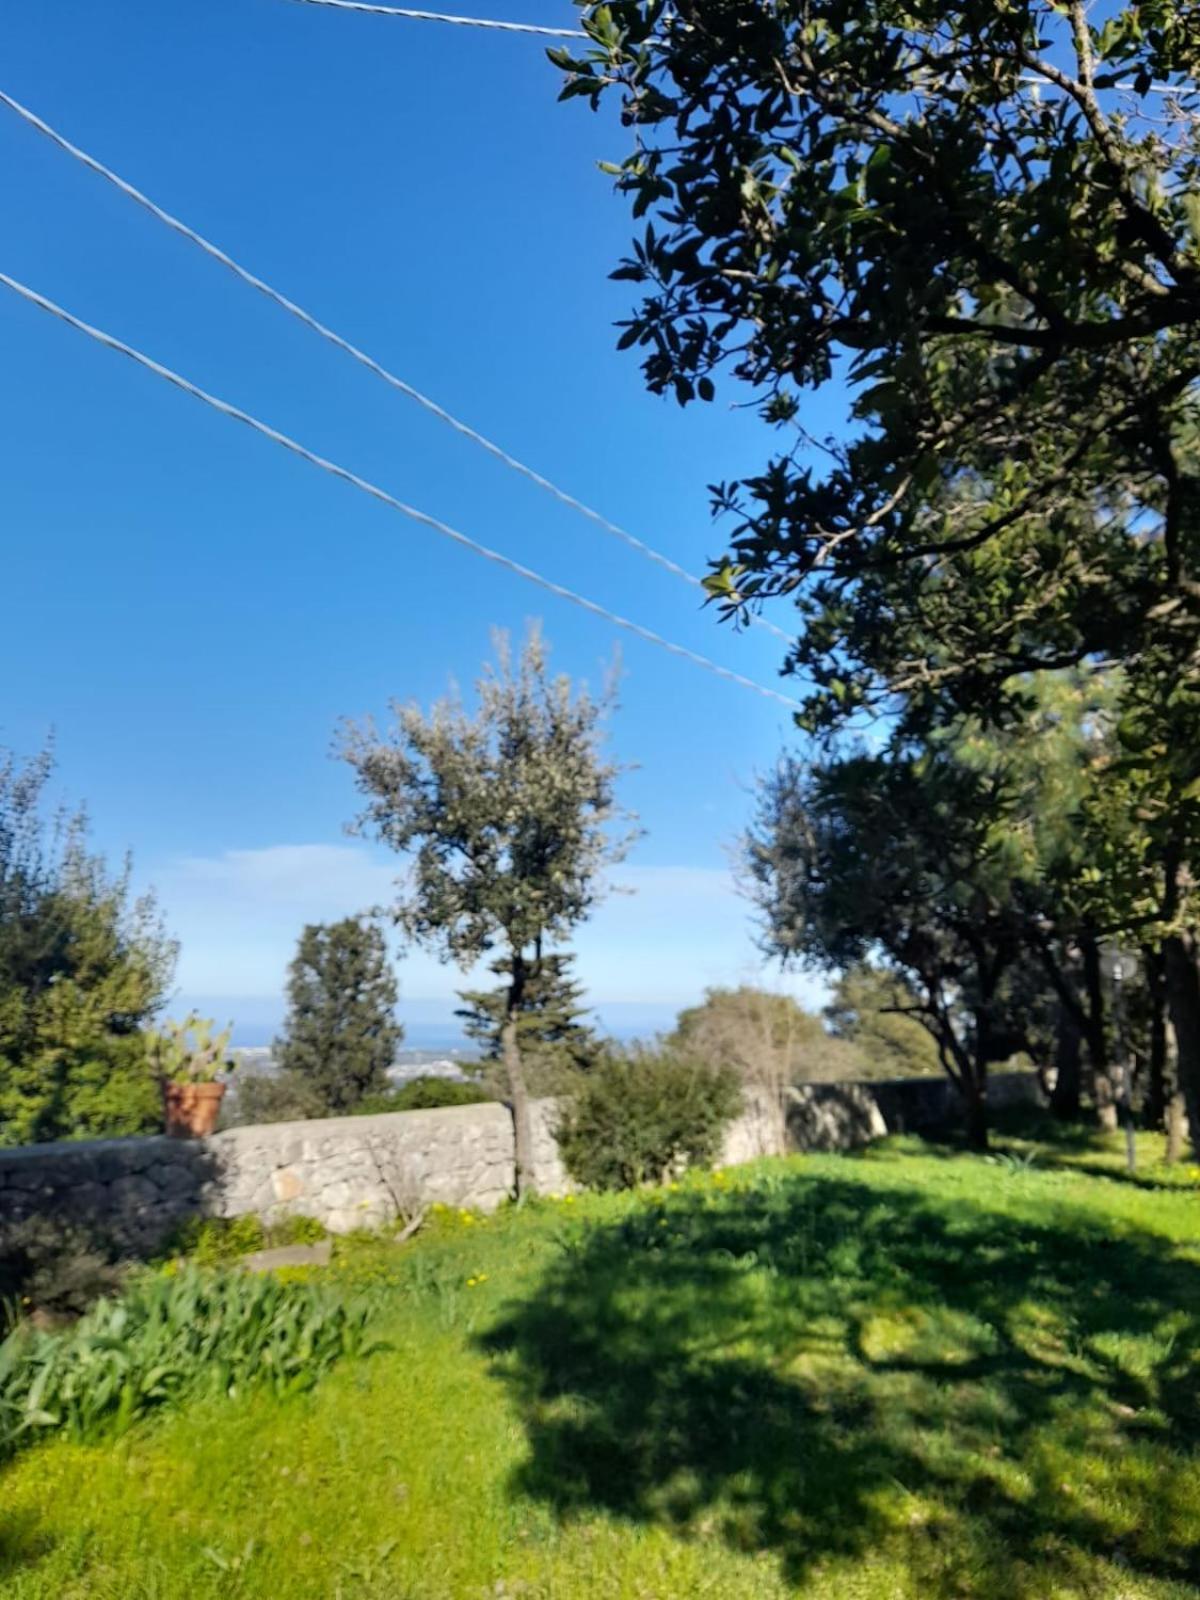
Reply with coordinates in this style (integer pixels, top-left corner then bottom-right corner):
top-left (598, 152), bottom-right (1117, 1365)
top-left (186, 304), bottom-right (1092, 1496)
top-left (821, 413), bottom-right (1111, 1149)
top-left (275, 918), bottom-right (401, 1113)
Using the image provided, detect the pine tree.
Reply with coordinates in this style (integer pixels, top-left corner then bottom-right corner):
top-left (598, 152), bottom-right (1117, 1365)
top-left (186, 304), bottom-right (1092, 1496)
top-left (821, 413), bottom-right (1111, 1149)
top-left (274, 918), bottom-right (401, 1113)
top-left (455, 952), bottom-right (598, 1092)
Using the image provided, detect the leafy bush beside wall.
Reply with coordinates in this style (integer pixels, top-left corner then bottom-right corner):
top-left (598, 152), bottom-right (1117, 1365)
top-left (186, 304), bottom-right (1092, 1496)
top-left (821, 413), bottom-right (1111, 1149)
top-left (555, 1050), bottom-right (742, 1192)
top-left (0, 748), bottom-right (177, 1148)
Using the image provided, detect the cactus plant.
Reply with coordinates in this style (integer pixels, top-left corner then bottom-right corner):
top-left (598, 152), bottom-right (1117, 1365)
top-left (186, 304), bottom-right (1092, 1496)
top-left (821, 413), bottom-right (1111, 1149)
top-left (145, 1013), bottom-right (235, 1085)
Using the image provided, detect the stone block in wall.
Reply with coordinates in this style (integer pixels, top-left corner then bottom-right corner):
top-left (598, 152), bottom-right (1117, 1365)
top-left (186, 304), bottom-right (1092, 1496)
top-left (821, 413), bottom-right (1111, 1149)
top-left (205, 1101), bottom-right (518, 1231)
top-left (720, 1089), bottom-right (788, 1164)
top-left (270, 1166), bottom-right (307, 1205)
top-left (526, 1098), bottom-right (575, 1194)
top-left (785, 1083), bottom-right (889, 1152)
top-left (150, 1161), bottom-right (202, 1199)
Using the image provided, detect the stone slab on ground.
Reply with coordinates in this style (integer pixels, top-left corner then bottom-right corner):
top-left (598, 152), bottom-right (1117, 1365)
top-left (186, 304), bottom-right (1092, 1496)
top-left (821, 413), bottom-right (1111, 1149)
top-left (240, 1240), bottom-right (333, 1273)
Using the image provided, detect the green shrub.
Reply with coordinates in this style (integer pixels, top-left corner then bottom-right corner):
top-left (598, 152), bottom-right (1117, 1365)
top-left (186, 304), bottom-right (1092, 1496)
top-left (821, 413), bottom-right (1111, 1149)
top-left (355, 1076), bottom-right (491, 1115)
top-left (0, 1264), bottom-right (371, 1458)
top-left (555, 1049), bottom-right (742, 1191)
top-left (272, 1214), bottom-right (328, 1247)
top-left (224, 1069), bottom-right (328, 1127)
top-left (0, 1216), bottom-right (127, 1327)
top-left (163, 1213), bottom-right (327, 1267)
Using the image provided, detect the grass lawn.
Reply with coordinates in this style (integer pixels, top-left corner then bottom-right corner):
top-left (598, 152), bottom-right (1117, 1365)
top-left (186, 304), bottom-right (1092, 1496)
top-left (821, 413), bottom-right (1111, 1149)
top-left (2, 1121), bottom-right (1199, 1599)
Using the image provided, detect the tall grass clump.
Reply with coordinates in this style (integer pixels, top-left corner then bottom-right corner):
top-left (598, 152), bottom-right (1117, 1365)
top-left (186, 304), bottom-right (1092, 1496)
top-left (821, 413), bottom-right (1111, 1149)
top-left (163, 1212), bottom-right (328, 1268)
top-left (0, 1264), bottom-right (373, 1459)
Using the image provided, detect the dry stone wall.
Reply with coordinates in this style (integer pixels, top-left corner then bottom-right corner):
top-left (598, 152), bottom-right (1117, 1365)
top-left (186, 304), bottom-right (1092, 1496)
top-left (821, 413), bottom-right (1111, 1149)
top-left (0, 1072), bottom-right (1041, 1252)
top-left (213, 1103), bottom-right (517, 1234)
top-left (0, 1134), bottom-right (216, 1254)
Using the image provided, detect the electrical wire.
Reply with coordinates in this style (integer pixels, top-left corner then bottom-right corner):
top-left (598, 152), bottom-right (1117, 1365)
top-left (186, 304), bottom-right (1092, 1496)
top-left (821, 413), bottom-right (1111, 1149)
top-left (287, 0), bottom-right (585, 36)
top-left (0, 271), bottom-right (802, 712)
top-left (0, 87), bottom-right (792, 646)
top-left (282, 0), bottom-right (1184, 92)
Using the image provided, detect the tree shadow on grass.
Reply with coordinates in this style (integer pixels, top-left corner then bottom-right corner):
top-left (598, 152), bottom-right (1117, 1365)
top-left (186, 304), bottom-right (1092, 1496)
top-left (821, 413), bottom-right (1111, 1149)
top-left (0, 1508), bottom-right (56, 1583)
top-left (984, 1107), bottom-right (1200, 1193)
top-left (905, 1109), bottom-right (1197, 1196)
top-left (481, 1168), bottom-right (1200, 1596)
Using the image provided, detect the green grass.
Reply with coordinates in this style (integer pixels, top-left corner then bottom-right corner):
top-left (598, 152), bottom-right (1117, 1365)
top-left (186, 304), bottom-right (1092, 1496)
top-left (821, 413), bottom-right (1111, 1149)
top-left (2, 1126), bottom-right (1199, 1598)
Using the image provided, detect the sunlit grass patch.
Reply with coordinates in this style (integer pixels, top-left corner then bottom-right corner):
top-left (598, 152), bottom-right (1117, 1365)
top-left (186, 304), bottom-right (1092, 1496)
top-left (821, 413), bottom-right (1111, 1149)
top-left (2, 1130), bottom-right (1199, 1598)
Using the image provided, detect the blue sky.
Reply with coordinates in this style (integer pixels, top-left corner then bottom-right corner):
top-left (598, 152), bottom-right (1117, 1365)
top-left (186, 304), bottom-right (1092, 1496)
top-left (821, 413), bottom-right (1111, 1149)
top-left (2, 0), bottom-right (831, 1041)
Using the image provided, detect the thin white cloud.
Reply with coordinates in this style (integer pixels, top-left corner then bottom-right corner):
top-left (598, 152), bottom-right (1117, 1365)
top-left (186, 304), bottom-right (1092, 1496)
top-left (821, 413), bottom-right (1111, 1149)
top-left (168, 843), bottom-right (396, 909)
top-left (148, 842), bottom-right (822, 1010)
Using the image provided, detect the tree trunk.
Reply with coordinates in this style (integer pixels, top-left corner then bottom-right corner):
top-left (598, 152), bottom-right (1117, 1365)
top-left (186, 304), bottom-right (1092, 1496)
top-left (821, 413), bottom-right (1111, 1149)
top-left (962, 996), bottom-right (991, 1152)
top-left (1050, 1003), bottom-right (1083, 1121)
top-left (502, 952), bottom-right (536, 1196)
top-left (1162, 997), bottom-right (1188, 1163)
top-left (1144, 947), bottom-right (1169, 1130)
top-left (1081, 934), bottom-right (1117, 1130)
top-left (1166, 1089), bottom-right (1188, 1164)
top-left (1163, 932), bottom-right (1200, 1163)
top-left (963, 1068), bottom-right (989, 1152)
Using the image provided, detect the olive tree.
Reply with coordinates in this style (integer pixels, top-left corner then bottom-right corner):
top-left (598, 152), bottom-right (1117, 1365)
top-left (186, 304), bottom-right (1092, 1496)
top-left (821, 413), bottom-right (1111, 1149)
top-left (339, 629), bottom-right (633, 1191)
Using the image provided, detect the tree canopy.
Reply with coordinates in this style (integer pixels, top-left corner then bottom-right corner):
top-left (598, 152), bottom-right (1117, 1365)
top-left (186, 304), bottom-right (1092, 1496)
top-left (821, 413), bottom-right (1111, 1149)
top-left (747, 746), bottom-right (1026, 1145)
top-left (824, 964), bottom-right (944, 1079)
top-left (558, 0), bottom-right (1200, 1151)
top-left (0, 748), bottom-right (176, 1145)
top-left (745, 673), bottom-right (1190, 1144)
top-left (556, 0), bottom-right (1200, 729)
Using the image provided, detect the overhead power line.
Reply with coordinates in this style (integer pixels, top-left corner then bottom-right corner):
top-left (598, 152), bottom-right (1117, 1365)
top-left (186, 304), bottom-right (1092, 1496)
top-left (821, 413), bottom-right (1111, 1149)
top-left (285, 1), bottom-right (1187, 93)
top-left (287, 0), bottom-right (585, 35)
top-left (0, 271), bottom-right (802, 713)
top-left (0, 89), bottom-right (790, 648)
top-left (285, 8), bottom-right (1185, 93)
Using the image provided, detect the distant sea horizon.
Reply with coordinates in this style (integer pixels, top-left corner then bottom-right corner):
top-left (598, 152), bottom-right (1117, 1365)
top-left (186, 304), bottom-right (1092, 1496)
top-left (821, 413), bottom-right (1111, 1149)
top-left (184, 999), bottom-right (689, 1053)
top-left (230, 1019), bottom-right (477, 1053)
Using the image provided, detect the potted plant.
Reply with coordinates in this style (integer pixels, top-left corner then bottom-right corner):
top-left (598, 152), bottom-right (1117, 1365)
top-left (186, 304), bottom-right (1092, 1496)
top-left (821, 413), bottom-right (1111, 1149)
top-left (147, 1013), bottom-right (235, 1138)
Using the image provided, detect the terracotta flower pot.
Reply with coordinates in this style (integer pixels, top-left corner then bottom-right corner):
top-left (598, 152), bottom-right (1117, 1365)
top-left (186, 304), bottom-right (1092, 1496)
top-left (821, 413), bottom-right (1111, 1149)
top-left (163, 1080), bottom-right (226, 1138)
